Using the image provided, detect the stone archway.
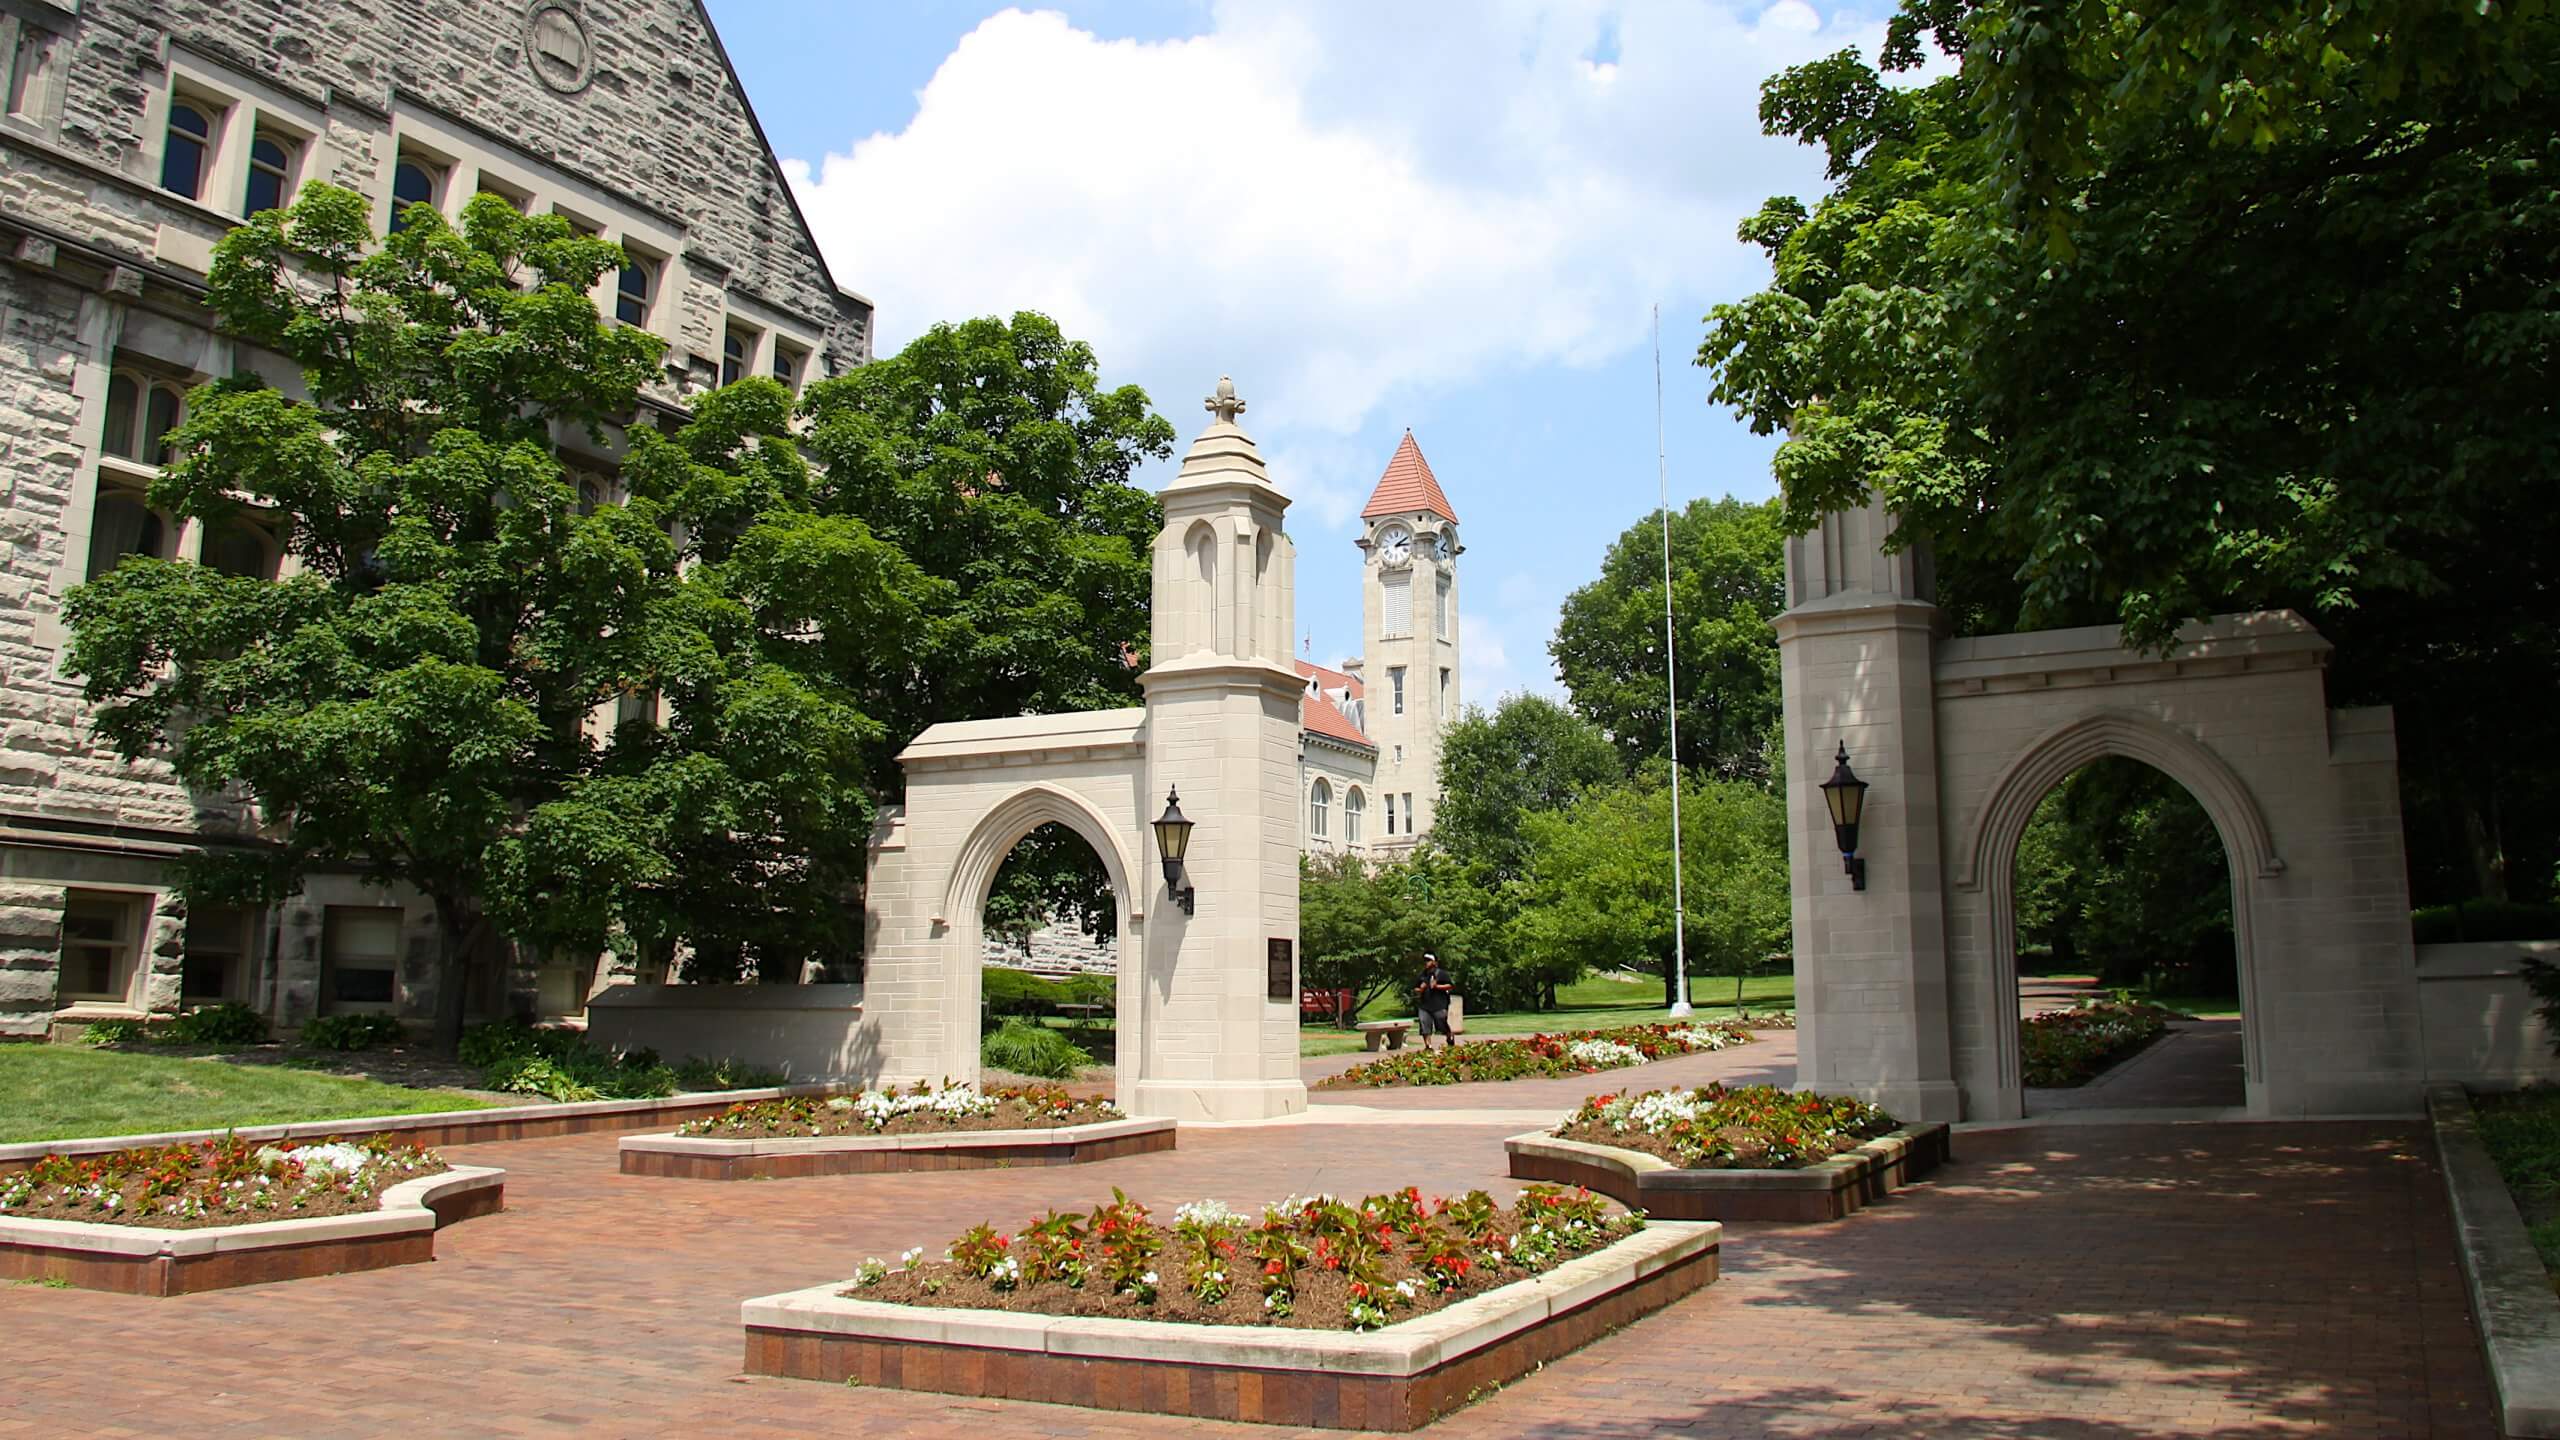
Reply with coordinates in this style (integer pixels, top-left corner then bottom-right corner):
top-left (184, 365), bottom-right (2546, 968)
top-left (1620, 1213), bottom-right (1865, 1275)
top-left (1953, 711), bottom-right (2278, 1117)
top-left (939, 782), bottom-right (1143, 1097)
top-left (1777, 496), bottom-right (2428, 1121)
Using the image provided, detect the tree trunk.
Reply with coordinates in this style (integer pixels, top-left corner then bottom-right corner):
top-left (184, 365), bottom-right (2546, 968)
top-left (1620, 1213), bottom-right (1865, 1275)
top-left (1734, 971), bottom-right (1747, 1015)
top-left (2460, 784), bottom-right (2510, 903)
top-left (428, 900), bottom-right (485, 1056)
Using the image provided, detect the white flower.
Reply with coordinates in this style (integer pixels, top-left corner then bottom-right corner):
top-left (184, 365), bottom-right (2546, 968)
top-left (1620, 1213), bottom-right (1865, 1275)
top-left (825, 1096), bottom-right (855, 1111)
top-left (1174, 1199), bottom-right (1234, 1226)
top-left (1567, 1038), bottom-right (1645, 1068)
top-left (1141, 1271), bottom-right (1158, 1287)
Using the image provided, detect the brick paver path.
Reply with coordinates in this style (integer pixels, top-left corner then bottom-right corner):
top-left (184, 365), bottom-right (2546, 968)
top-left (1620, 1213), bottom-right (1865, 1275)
top-left (0, 1089), bottom-right (2491, 1437)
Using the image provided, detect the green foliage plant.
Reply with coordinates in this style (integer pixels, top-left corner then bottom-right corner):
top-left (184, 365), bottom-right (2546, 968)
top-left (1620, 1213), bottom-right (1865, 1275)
top-left (296, 1014), bottom-right (406, 1052)
top-left (979, 1016), bottom-right (1087, 1080)
top-left (1701, 1), bottom-right (2560, 907)
top-left (1550, 497), bottom-right (1787, 781)
top-left (80, 1019), bottom-right (150, 1047)
top-left (59, 184), bottom-right (914, 1046)
top-left (163, 1004), bottom-right (269, 1047)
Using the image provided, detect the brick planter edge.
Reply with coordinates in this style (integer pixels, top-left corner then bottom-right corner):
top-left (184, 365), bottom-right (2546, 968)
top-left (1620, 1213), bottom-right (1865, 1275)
top-left (740, 1219), bottom-right (1718, 1430)
top-left (619, 1116), bottom-right (1177, 1179)
top-left (0, 1165), bottom-right (503, 1295)
top-left (1504, 1123), bottom-right (1951, 1223)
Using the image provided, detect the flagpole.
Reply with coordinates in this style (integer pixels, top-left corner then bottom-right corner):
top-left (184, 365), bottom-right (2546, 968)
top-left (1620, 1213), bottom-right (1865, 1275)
top-left (1656, 305), bottom-right (1691, 1018)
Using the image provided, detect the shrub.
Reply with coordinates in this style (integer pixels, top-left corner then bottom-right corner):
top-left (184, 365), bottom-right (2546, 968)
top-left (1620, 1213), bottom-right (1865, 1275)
top-left (982, 967), bottom-right (1113, 1019)
top-left (672, 1055), bottom-right (785, 1091)
top-left (981, 1017), bottom-right (1088, 1079)
top-left (457, 1018), bottom-right (557, 1068)
top-left (2416, 900), bottom-right (2560, 945)
top-left (80, 1018), bottom-right (150, 1046)
top-left (297, 1014), bottom-right (407, 1051)
top-left (164, 1003), bottom-right (268, 1047)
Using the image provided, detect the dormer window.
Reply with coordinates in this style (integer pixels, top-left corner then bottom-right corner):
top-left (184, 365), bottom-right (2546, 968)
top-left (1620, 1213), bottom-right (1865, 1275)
top-left (161, 100), bottom-right (215, 199)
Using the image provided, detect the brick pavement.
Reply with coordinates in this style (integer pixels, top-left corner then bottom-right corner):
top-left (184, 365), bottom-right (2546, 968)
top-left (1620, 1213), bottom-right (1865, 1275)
top-left (0, 1086), bottom-right (2493, 1439)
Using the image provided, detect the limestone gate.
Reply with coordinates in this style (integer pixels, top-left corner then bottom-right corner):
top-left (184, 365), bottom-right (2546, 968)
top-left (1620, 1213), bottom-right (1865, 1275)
top-left (1778, 496), bottom-right (2549, 1120)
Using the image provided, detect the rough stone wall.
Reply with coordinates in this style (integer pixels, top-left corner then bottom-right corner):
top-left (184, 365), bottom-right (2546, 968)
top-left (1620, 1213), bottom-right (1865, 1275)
top-left (42, 0), bottom-right (866, 370)
top-left (0, 882), bottom-right (68, 1037)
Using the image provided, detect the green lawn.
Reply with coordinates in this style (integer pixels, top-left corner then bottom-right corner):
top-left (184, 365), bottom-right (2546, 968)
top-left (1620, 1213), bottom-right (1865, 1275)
top-left (2472, 1088), bottom-right (2560, 1285)
top-left (0, 1046), bottom-right (495, 1145)
top-left (1298, 971), bottom-right (1796, 1057)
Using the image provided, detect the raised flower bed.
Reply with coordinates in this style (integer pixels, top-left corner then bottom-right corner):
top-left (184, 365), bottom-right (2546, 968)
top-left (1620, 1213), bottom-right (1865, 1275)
top-left (741, 1185), bottom-right (1718, 1430)
top-left (1315, 1021), bottom-right (1753, 1089)
top-left (619, 1082), bottom-right (1171, 1180)
top-left (0, 1134), bottom-right (501, 1294)
top-left (1505, 1083), bottom-right (1950, 1223)
top-left (2022, 998), bottom-right (2174, 1087)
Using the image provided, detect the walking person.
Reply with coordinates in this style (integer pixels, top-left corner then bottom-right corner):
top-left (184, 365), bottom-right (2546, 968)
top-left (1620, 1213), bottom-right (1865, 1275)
top-left (1415, 952), bottom-right (1456, 1050)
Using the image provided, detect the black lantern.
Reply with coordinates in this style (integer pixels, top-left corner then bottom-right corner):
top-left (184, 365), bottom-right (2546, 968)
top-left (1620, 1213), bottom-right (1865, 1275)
top-left (1152, 786), bottom-right (1197, 915)
top-left (1819, 742), bottom-right (1869, 891)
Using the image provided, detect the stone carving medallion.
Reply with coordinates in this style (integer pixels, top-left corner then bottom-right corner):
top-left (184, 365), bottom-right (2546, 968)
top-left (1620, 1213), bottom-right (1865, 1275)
top-left (525, 1), bottom-right (594, 95)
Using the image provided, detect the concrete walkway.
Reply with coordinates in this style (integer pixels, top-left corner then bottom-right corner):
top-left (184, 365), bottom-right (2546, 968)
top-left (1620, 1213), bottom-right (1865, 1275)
top-left (0, 1032), bottom-right (2495, 1438)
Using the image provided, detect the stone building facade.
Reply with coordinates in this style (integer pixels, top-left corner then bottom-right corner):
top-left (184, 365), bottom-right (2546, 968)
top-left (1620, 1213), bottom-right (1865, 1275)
top-left (0, 0), bottom-right (868, 1036)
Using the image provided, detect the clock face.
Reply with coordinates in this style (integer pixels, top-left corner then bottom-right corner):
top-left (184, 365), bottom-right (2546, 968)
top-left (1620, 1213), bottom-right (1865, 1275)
top-left (1377, 524), bottom-right (1412, 566)
top-left (1432, 528), bottom-right (1455, 560)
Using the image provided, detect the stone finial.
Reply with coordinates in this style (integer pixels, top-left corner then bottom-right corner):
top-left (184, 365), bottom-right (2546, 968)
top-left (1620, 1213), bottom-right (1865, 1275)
top-left (1204, 376), bottom-right (1246, 424)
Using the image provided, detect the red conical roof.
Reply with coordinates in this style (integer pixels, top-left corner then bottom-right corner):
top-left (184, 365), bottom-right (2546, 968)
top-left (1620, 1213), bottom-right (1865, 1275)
top-left (1360, 432), bottom-right (1457, 523)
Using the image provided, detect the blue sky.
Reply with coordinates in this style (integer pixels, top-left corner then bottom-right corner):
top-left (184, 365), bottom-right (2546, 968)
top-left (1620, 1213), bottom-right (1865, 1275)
top-left (705, 1), bottom-right (1898, 702)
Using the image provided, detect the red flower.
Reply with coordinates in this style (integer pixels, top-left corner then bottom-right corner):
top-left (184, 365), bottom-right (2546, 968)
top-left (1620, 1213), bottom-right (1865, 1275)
top-left (1264, 1260), bottom-right (1285, 1276)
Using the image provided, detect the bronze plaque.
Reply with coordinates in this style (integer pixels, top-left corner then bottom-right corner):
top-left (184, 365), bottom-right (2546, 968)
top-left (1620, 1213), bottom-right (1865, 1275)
top-left (1266, 938), bottom-right (1294, 1002)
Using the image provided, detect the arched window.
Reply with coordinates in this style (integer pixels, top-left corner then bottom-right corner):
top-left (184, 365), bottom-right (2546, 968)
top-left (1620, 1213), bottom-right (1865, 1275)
top-left (205, 518), bottom-right (280, 581)
top-left (101, 370), bottom-right (185, 464)
top-left (390, 156), bottom-right (439, 232)
top-left (86, 488), bottom-right (167, 577)
top-left (721, 328), bottom-right (749, 386)
top-left (1344, 787), bottom-right (1365, 844)
top-left (616, 257), bottom-right (654, 326)
top-left (1310, 779), bottom-right (1330, 839)
top-left (161, 101), bottom-right (212, 199)
top-left (244, 132), bottom-right (293, 216)
top-left (144, 384), bottom-right (182, 463)
top-left (101, 373), bottom-right (138, 458)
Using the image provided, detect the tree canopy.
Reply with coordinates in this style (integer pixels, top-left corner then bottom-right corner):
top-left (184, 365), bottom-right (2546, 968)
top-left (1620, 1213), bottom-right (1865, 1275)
top-left (1701, 0), bottom-right (2560, 902)
top-left (1550, 496), bottom-right (1787, 780)
top-left (61, 185), bottom-right (1174, 1046)
top-left (65, 185), bottom-right (913, 1043)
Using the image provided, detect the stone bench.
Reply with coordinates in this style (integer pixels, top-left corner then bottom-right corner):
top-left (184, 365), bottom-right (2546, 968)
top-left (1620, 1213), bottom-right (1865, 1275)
top-left (1357, 1020), bottom-right (1413, 1051)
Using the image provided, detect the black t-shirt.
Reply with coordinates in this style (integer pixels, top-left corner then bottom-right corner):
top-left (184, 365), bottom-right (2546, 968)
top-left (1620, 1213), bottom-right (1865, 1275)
top-left (1416, 966), bottom-right (1452, 1012)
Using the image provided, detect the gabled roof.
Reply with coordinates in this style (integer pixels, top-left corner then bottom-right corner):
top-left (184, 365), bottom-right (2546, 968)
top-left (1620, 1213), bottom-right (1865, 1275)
top-left (1294, 660), bottom-right (1373, 749)
top-left (1301, 687), bottom-right (1374, 750)
top-left (1361, 431), bottom-right (1458, 523)
top-left (1295, 657), bottom-right (1363, 700)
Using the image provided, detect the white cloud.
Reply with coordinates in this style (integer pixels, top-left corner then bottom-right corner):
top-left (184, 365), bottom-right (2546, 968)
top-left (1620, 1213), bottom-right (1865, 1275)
top-left (784, 1), bottom-right (1879, 490)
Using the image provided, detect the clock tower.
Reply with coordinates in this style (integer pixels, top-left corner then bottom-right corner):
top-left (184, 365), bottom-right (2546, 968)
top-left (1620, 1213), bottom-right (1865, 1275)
top-left (1356, 431), bottom-right (1460, 847)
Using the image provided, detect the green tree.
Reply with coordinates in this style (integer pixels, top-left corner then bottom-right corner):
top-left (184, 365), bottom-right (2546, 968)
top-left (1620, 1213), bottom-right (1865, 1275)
top-left (1702, 1), bottom-right (2560, 903)
top-left (62, 185), bottom-right (916, 1045)
top-left (1434, 695), bottom-right (1621, 883)
top-left (1550, 497), bottom-right (1787, 780)
top-left (1511, 776), bottom-right (1791, 1010)
top-left (800, 313), bottom-right (1173, 793)
top-left (1299, 850), bottom-right (1428, 1022)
